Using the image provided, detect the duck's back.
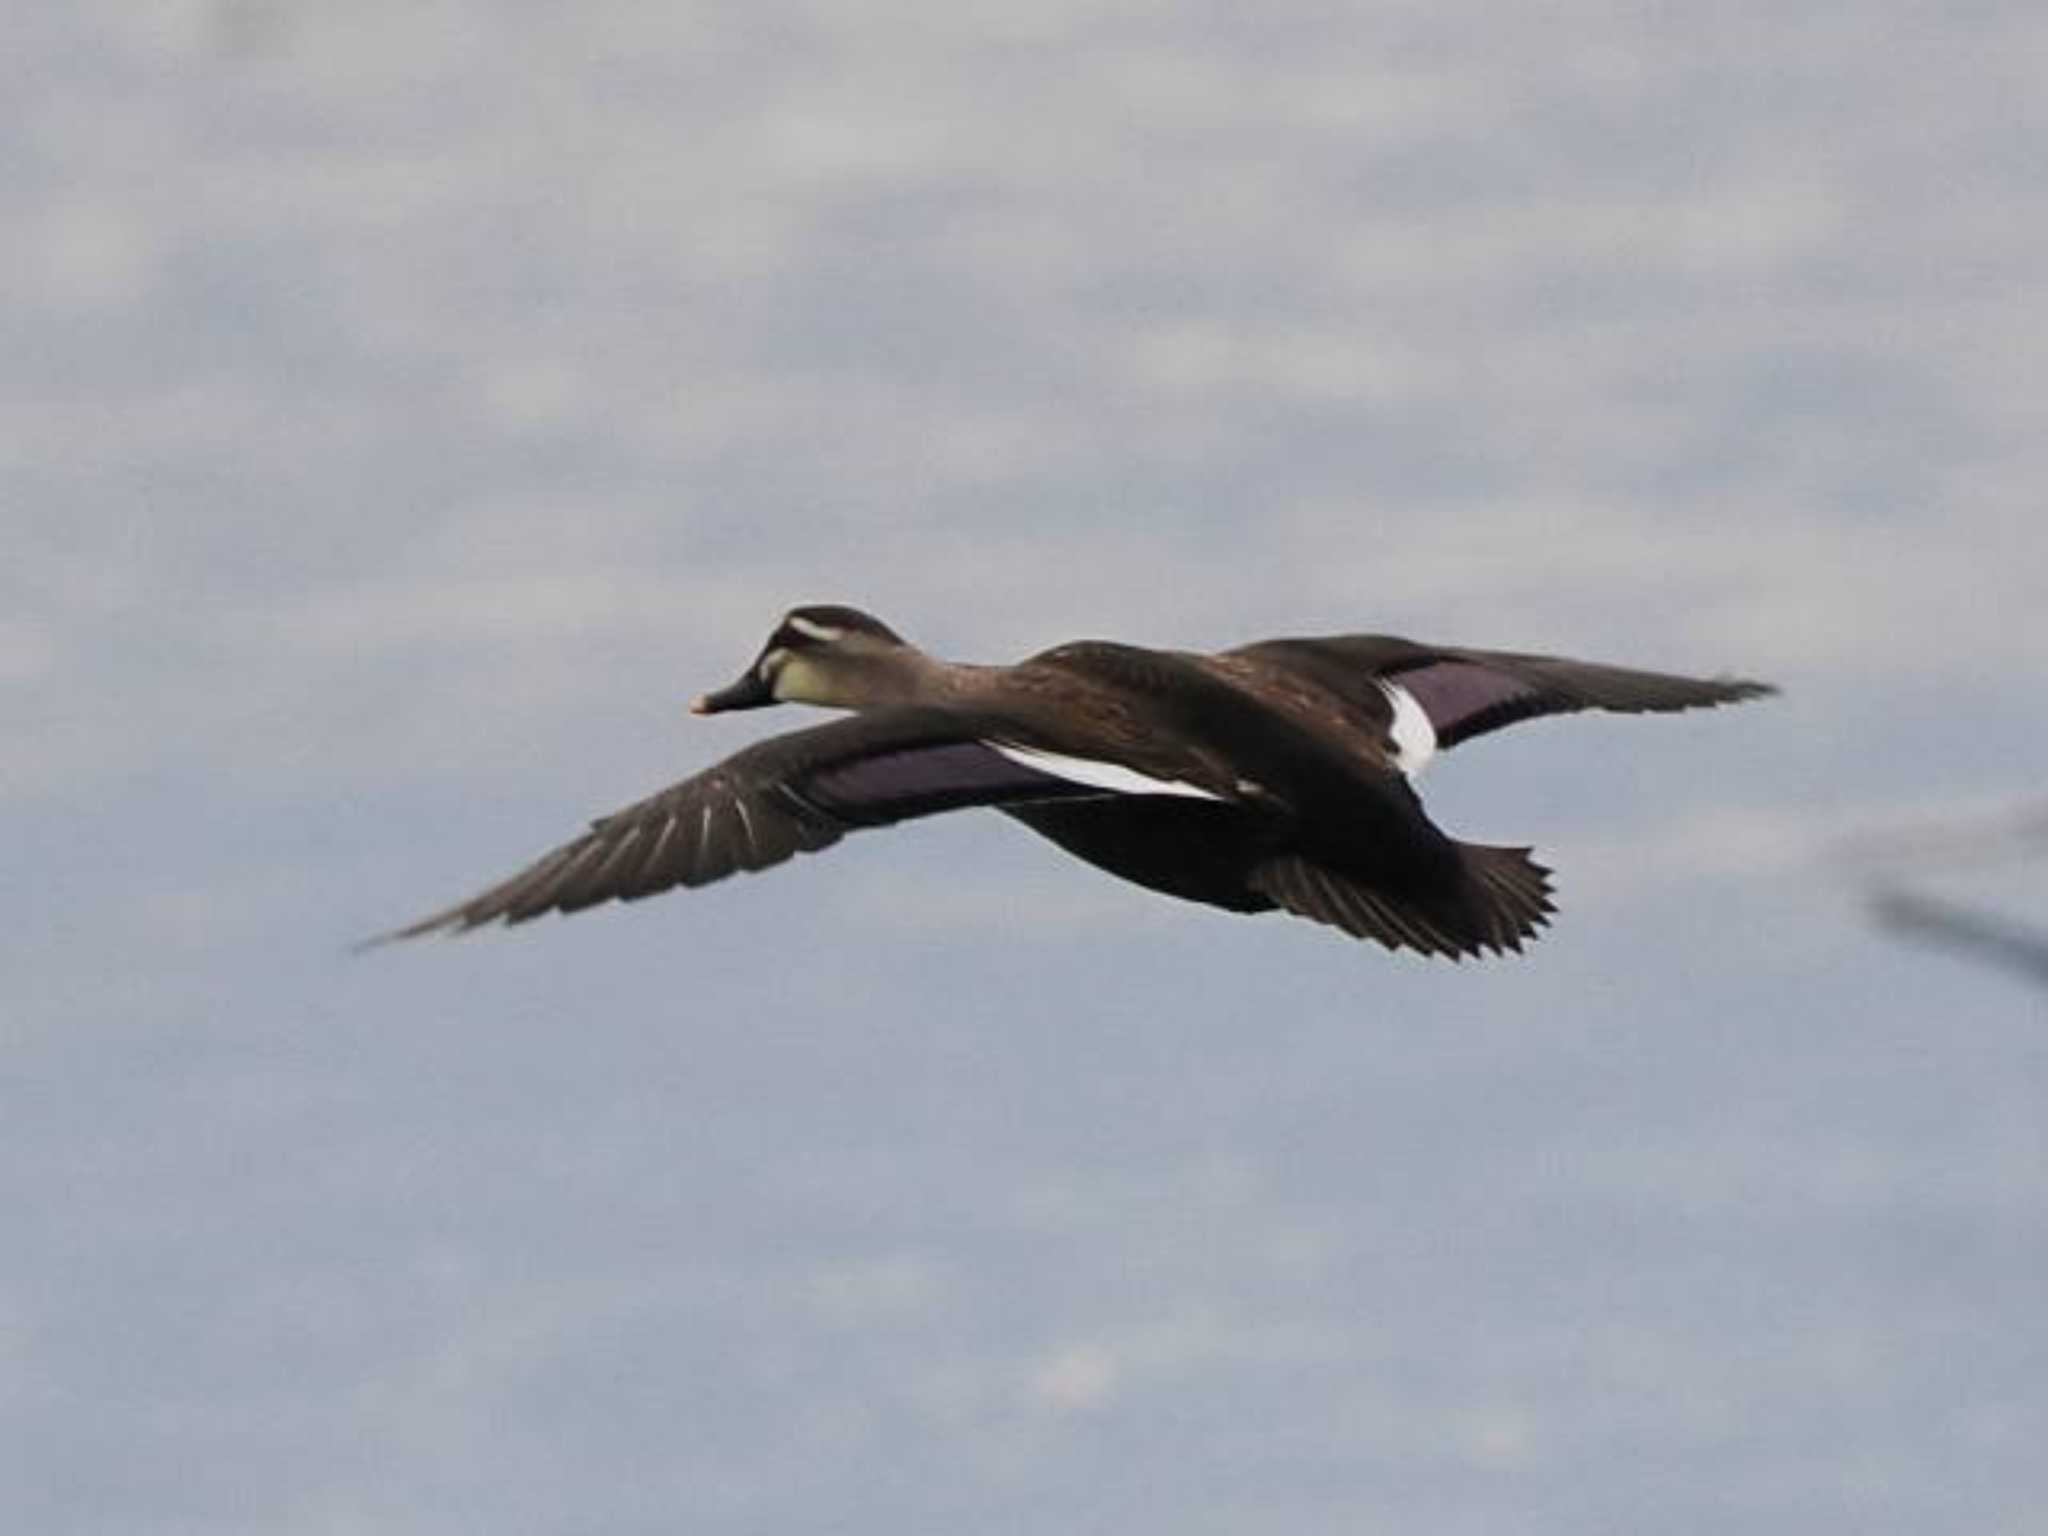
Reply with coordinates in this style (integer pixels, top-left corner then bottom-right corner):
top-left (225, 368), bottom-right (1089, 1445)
top-left (1017, 640), bottom-right (1456, 882)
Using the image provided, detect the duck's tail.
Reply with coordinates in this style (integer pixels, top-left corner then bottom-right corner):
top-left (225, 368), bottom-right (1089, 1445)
top-left (1250, 840), bottom-right (1555, 959)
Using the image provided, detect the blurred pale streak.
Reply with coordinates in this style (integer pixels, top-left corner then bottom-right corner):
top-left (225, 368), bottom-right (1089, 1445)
top-left (1869, 888), bottom-right (2048, 988)
top-left (1833, 799), bottom-right (2048, 874)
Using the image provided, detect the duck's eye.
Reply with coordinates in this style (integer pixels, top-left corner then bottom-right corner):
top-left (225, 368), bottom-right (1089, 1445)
top-left (784, 615), bottom-right (846, 644)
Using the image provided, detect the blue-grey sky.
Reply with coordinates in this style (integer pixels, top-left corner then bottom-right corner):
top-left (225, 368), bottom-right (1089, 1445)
top-left (6, 4), bottom-right (2045, 1533)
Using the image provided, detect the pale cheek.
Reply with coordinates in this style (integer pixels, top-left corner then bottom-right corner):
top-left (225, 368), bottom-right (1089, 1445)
top-left (771, 656), bottom-right (829, 704)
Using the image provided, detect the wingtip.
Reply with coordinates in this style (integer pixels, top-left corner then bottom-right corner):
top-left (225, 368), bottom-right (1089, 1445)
top-left (349, 921), bottom-right (433, 955)
top-left (350, 909), bottom-right (481, 954)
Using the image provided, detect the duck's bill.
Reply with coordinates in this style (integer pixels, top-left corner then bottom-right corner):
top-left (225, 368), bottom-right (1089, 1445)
top-left (690, 670), bottom-right (775, 714)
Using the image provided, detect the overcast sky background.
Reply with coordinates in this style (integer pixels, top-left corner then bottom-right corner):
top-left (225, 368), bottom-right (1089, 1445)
top-left (7, 4), bottom-right (2047, 1532)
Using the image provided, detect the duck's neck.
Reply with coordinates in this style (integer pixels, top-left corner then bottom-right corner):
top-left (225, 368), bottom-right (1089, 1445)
top-left (813, 642), bottom-right (954, 711)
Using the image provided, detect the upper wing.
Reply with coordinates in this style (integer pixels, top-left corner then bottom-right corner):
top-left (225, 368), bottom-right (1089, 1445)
top-left (368, 708), bottom-right (1112, 943)
top-left (1225, 634), bottom-right (1775, 751)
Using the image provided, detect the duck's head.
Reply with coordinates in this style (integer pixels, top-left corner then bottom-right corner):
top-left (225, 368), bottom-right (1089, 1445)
top-left (691, 605), bottom-right (914, 714)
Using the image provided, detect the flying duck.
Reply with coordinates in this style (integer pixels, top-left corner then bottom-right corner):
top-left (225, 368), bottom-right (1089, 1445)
top-left (373, 605), bottom-right (1773, 958)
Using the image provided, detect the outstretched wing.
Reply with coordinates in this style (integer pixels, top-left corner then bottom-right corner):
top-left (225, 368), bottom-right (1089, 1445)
top-left (1226, 634), bottom-right (1774, 751)
top-left (368, 708), bottom-right (1112, 943)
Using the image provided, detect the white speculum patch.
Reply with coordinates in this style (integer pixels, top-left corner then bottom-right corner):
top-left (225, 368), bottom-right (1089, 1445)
top-left (1378, 681), bottom-right (1439, 776)
top-left (989, 742), bottom-right (1222, 800)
